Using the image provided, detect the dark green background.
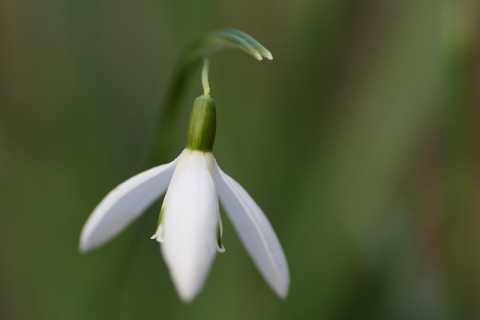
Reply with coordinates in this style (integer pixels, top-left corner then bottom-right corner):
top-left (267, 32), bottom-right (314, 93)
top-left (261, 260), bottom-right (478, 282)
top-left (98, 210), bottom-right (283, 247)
top-left (1, 0), bottom-right (479, 319)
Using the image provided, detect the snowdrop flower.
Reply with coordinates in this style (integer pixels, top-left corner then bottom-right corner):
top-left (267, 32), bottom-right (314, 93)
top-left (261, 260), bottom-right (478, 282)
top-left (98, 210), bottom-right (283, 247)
top-left (80, 93), bottom-right (289, 302)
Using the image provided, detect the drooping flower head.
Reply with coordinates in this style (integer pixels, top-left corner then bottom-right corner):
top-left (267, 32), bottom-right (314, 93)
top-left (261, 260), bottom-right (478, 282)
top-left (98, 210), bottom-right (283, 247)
top-left (80, 54), bottom-right (289, 303)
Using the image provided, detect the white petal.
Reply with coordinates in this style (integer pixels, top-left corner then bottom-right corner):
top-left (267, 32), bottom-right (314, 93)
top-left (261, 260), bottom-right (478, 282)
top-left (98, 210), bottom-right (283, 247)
top-left (216, 164), bottom-right (290, 298)
top-left (216, 215), bottom-right (225, 253)
top-left (80, 159), bottom-right (178, 252)
top-left (161, 151), bottom-right (219, 302)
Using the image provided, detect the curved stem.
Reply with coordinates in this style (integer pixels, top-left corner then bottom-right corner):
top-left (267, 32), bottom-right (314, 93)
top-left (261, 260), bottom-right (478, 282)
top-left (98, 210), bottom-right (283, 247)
top-left (146, 29), bottom-right (272, 166)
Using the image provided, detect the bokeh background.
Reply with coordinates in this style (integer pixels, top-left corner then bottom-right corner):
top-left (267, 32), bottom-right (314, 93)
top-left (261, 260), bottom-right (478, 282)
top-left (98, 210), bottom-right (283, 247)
top-left (1, 0), bottom-right (479, 319)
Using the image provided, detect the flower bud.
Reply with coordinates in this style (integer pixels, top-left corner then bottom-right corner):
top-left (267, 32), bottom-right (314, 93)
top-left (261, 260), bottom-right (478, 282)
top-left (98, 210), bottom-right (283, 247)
top-left (186, 95), bottom-right (216, 152)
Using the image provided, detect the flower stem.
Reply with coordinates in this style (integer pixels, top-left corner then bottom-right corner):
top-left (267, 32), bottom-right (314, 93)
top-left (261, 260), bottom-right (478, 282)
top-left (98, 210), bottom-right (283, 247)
top-left (202, 59), bottom-right (211, 96)
top-left (146, 29), bottom-right (272, 166)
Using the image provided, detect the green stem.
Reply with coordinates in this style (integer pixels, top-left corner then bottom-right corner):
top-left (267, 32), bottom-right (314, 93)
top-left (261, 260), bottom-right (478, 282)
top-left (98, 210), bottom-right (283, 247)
top-left (145, 29), bottom-right (272, 166)
top-left (202, 59), bottom-right (211, 96)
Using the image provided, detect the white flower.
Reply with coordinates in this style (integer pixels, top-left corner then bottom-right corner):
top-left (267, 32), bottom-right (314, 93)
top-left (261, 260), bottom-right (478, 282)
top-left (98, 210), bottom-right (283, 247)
top-left (80, 151), bottom-right (290, 303)
top-left (80, 96), bottom-right (289, 302)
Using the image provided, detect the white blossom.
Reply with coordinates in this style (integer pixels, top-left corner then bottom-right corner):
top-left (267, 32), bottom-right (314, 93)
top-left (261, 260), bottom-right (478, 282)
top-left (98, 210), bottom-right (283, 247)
top-left (80, 148), bottom-right (289, 302)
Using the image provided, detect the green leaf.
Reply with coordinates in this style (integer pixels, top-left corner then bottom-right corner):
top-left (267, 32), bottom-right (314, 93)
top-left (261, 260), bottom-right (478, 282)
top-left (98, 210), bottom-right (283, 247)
top-left (184, 29), bottom-right (273, 62)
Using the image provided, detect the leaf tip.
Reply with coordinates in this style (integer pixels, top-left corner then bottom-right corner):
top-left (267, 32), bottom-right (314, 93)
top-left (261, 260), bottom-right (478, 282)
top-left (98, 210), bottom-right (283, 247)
top-left (264, 51), bottom-right (273, 60)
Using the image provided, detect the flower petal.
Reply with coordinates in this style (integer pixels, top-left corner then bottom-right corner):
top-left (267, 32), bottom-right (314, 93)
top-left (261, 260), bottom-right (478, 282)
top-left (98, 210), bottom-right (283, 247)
top-left (161, 151), bottom-right (219, 302)
top-left (80, 159), bottom-right (178, 252)
top-left (216, 164), bottom-right (290, 298)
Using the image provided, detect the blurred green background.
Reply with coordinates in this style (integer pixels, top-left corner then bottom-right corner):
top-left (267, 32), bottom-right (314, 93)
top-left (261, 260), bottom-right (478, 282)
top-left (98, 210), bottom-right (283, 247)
top-left (1, 0), bottom-right (479, 319)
